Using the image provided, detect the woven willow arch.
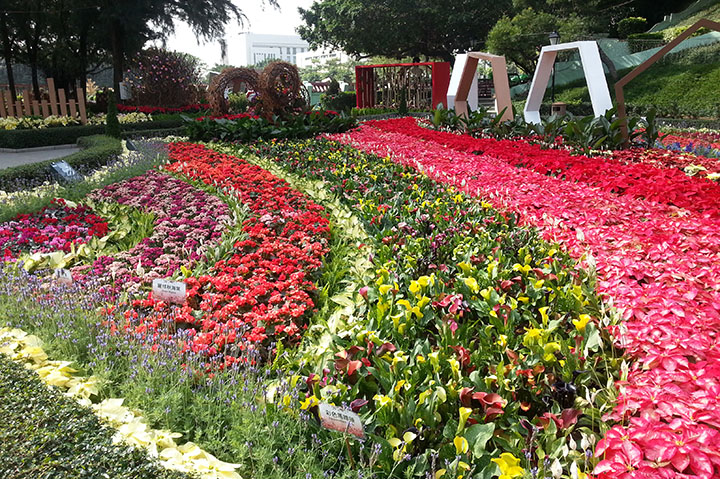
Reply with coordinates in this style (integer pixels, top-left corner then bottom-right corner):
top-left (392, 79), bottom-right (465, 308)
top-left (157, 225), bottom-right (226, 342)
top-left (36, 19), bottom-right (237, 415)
top-left (208, 68), bottom-right (260, 115)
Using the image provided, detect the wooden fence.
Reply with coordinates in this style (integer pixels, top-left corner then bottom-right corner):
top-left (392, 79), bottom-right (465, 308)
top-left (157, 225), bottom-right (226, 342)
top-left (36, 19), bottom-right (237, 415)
top-left (0, 78), bottom-right (87, 124)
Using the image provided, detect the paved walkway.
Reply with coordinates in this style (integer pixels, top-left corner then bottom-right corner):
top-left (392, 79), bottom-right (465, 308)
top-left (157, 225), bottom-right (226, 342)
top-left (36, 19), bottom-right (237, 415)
top-left (0, 145), bottom-right (80, 170)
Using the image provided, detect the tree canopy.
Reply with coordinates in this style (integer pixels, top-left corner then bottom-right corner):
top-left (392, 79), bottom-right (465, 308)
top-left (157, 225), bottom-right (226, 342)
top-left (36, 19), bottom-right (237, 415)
top-left (0, 0), bottom-right (249, 97)
top-left (486, 7), bottom-right (586, 74)
top-left (298, 0), bottom-right (513, 62)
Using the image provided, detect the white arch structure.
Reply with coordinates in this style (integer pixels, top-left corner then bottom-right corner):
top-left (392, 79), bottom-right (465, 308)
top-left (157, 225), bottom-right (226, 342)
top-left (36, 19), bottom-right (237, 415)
top-left (524, 41), bottom-right (612, 124)
top-left (447, 52), bottom-right (513, 122)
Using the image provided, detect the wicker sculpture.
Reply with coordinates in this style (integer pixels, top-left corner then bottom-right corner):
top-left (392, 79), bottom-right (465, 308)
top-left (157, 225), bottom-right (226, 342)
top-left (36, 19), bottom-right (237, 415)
top-left (208, 61), bottom-right (304, 120)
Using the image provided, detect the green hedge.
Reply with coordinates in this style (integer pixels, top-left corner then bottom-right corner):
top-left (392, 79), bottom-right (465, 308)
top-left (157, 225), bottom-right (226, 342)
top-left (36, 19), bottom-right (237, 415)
top-left (0, 135), bottom-right (122, 192)
top-left (0, 356), bottom-right (189, 479)
top-left (0, 119), bottom-right (185, 149)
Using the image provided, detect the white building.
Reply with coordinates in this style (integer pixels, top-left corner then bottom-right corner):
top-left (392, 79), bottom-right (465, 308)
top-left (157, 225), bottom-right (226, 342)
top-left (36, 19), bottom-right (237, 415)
top-left (237, 33), bottom-right (310, 66)
top-left (296, 48), bottom-right (353, 69)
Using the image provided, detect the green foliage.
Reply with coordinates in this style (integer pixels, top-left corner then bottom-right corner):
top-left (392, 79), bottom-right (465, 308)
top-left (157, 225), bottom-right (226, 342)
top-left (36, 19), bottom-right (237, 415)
top-left (298, 0), bottom-right (513, 61)
top-left (486, 8), bottom-right (586, 74)
top-left (553, 60), bottom-right (720, 119)
top-left (228, 92), bottom-right (250, 113)
top-left (617, 17), bottom-right (648, 39)
top-left (320, 91), bottom-right (357, 113)
top-left (0, 135), bottom-right (122, 193)
top-left (299, 58), bottom-right (358, 83)
top-left (398, 89), bottom-right (408, 115)
top-left (432, 106), bottom-right (659, 153)
top-left (184, 111), bottom-right (357, 143)
top-left (0, 356), bottom-right (190, 479)
top-left (106, 92), bottom-right (121, 139)
top-left (0, 125), bottom-right (105, 149)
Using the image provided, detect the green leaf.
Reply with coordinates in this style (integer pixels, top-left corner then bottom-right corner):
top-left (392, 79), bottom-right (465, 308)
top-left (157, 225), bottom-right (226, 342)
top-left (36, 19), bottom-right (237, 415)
top-left (466, 423), bottom-right (495, 458)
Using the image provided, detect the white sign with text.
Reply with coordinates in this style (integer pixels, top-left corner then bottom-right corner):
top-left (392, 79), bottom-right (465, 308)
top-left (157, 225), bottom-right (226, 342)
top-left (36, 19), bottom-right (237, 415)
top-left (152, 278), bottom-right (186, 304)
top-left (318, 403), bottom-right (365, 439)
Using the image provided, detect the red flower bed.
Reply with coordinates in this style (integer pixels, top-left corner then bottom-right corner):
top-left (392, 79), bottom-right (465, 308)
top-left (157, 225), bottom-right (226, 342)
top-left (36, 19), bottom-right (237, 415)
top-left (1, 198), bottom-right (109, 260)
top-left (117, 103), bottom-right (210, 114)
top-left (328, 121), bottom-right (720, 478)
top-left (367, 118), bottom-right (720, 217)
top-left (124, 143), bottom-right (330, 362)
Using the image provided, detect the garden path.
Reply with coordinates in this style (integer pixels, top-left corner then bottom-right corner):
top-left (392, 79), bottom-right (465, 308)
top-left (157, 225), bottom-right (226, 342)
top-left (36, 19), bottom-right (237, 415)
top-left (0, 144), bottom-right (80, 169)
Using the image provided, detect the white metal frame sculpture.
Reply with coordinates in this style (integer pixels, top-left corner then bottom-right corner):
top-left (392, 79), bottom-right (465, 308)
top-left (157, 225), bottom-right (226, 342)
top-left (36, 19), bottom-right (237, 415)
top-left (524, 41), bottom-right (612, 124)
top-left (447, 52), bottom-right (513, 122)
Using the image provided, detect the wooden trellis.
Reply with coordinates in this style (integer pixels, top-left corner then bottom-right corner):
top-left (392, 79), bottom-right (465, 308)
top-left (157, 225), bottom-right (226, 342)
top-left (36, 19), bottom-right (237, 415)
top-left (0, 78), bottom-right (87, 124)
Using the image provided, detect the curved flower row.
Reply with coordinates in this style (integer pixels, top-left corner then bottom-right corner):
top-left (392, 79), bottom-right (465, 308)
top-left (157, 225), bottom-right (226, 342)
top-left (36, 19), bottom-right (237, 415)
top-left (71, 170), bottom-right (231, 293)
top-left (329, 120), bottom-right (720, 478)
top-left (372, 118), bottom-right (720, 217)
top-left (1, 197), bottom-right (109, 260)
top-left (0, 327), bottom-right (240, 479)
top-left (123, 143), bottom-right (330, 360)
top-left (248, 138), bottom-right (614, 478)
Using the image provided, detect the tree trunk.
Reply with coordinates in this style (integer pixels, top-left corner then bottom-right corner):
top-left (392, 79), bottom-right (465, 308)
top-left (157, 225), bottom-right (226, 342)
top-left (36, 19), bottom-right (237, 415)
top-left (0, 12), bottom-right (16, 99)
top-left (79, 21), bottom-right (90, 101)
top-left (30, 30), bottom-right (41, 100)
top-left (110, 20), bottom-right (124, 94)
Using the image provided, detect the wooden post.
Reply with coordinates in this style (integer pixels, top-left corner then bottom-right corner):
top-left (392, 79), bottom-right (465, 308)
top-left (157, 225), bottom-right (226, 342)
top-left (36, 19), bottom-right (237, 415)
top-left (40, 99), bottom-right (50, 117)
top-left (32, 100), bottom-right (40, 116)
top-left (4, 90), bottom-right (14, 116)
top-left (615, 18), bottom-right (720, 147)
top-left (69, 99), bottom-right (78, 118)
top-left (23, 89), bottom-right (32, 115)
top-left (0, 92), bottom-right (6, 117)
top-left (77, 82), bottom-right (87, 124)
top-left (58, 88), bottom-right (68, 116)
top-left (47, 78), bottom-right (59, 116)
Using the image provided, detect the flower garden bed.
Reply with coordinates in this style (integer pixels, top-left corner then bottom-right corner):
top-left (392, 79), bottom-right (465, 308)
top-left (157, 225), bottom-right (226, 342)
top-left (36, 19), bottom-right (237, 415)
top-left (2, 115), bottom-right (720, 479)
top-left (327, 118), bottom-right (720, 478)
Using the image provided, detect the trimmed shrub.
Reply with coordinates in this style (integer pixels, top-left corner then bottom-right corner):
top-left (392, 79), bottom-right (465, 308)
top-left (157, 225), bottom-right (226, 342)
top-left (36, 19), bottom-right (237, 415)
top-left (0, 357), bottom-right (189, 479)
top-left (617, 17), bottom-right (648, 39)
top-left (320, 91), bottom-right (356, 113)
top-left (0, 125), bottom-right (105, 149)
top-left (184, 110), bottom-right (356, 142)
top-left (105, 91), bottom-right (121, 139)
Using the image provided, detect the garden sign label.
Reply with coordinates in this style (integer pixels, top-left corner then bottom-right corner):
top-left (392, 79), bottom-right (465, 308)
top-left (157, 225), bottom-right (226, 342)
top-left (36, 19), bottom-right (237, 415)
top-left (318, 403), bottom-right (365, 439)
top-left (53, 268), bottom-right (73, 286)
top-left (152, 278), bottom-right (186, 304)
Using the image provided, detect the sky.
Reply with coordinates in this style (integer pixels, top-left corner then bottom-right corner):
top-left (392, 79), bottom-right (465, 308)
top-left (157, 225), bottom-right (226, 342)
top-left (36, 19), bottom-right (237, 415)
top-left (164, 0), bottom-right (315, 69)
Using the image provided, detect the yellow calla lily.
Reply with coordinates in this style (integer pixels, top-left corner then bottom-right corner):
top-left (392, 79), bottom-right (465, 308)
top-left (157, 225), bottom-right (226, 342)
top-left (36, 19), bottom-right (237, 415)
top-left (453, 436), bottom-right (469, 454)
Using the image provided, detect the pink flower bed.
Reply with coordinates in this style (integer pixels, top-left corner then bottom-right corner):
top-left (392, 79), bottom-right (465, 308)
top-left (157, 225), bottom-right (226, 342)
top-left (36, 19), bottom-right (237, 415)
top-left (0, 198), bottom-right (109, 260)
top-left (71, 170), bottom-right (231, 293)
top-left (373, 118), bottom-right (720, 217)
top-left (327, 118), bottom-right (720, 478)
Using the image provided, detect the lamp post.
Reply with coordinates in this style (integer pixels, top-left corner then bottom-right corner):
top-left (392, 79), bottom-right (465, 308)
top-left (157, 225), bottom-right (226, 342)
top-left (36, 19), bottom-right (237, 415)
top-left (549, 31), bottom-right (560, 103)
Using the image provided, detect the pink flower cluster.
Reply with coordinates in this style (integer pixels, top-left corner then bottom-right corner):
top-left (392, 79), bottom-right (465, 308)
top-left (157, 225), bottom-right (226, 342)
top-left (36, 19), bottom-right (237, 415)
top-left (71, 170), bottom-right (231, 293)
top-left (1, 198), bottom-right (109, 260)
top-left (328, 118), bottom-right (720, 478)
